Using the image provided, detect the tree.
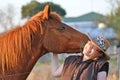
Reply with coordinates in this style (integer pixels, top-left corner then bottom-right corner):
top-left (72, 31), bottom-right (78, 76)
top-left (106, 0), bottom-right (120, 40)
top-left (0, 4), bottom-right (16, 32)
top-left (21, 1), bottom-right (66, 19)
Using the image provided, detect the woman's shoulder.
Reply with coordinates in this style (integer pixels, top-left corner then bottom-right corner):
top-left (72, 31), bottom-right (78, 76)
top-left (97, 58), bottom-right (109, 64)
top-left (96, 58), bottom-right (109, 71)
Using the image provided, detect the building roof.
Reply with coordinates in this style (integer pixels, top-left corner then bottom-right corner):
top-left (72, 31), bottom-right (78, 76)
top-left (62, 12), bottom-right (116, 39)
top-left (69, 25), bottom-right (117, 39)
top-left (62, 12), bottom-right (106, 22)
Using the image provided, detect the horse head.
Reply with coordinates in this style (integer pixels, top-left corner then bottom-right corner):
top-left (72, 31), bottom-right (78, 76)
top-left (37, 4), bottom-right (89, 54)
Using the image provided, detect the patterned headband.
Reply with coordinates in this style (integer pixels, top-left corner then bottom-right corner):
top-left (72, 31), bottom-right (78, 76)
top-left (96, 36), bottom-right (106, 51)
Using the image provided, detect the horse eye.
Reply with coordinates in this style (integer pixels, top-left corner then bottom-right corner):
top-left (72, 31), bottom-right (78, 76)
top-left (57, 26), bottom-right (66, 31)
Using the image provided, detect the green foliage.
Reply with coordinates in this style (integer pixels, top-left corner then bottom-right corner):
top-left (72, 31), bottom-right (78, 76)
top-left (22, 1), bottom-right (40, 18)
top-left (21, 1), bottom-right (66, 19)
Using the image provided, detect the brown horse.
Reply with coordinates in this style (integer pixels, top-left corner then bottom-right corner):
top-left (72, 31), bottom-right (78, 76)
top-left (0, 5), bottom-right (89, 80)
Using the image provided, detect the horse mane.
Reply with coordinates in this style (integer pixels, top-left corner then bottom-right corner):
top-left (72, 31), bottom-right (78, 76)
top-left (0, 11), bottom-right (61, 73)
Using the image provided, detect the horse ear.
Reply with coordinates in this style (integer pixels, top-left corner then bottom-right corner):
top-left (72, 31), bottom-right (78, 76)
top-left (43, 4), bottom-right (51, 19)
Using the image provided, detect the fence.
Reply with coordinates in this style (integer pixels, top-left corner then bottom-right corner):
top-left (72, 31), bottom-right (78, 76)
top-left (106, 46), bottom-right (118, 80)
top-left (118, 48), bottom-right (120, 80)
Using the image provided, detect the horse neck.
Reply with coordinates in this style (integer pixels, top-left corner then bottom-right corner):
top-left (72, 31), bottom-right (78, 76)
top-left (20, 19), bottom-right (47, 74)
top-left (0, 18), bottom-right (48, 80)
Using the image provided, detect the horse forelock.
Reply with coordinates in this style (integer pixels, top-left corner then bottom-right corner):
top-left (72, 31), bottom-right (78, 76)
top-left (50, 12), bottom-right (61, 21)
top-left (31, 10), bottom-right (61, 21)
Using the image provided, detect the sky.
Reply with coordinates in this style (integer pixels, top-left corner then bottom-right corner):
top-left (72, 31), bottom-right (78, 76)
top-left (0, 0), bottom-right (112, 17)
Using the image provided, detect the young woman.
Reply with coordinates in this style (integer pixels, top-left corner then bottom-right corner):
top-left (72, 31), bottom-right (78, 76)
top-left (51, 34), bottom-right (110, 80)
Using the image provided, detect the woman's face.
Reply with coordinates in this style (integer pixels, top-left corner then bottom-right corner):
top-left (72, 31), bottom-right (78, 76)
top-left (83, 41), bottom-right (101, 59)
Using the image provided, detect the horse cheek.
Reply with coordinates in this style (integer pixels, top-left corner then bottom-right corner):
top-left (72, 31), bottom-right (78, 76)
top-left (43, 34), bottom-right (59, 52)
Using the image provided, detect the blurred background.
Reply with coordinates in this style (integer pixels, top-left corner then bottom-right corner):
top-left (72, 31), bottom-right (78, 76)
top-left (0, 0), bottom-right (120, 80)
